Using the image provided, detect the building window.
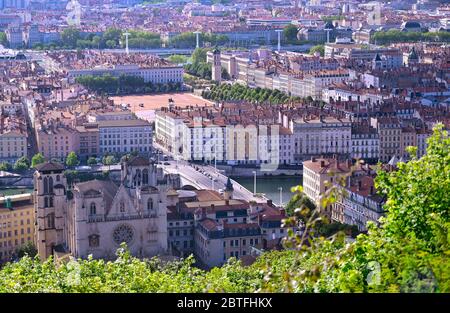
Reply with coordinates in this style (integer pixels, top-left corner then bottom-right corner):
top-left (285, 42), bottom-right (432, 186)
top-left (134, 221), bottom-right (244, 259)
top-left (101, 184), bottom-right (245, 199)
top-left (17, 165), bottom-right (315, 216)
top-left (47, 213), bottom-right (55, 229)
top-left (142, 169), bottom-right (149, 185)
top-left (119, 202), bottom-right (125, 213)
top-left (49, 177), bottom-right (54, 193)
top-left (147, 198), bottom-right (153, 212)
top-left (90, 203), bottom-right (96, 215)
top-left (43, 177), bottom-right (48, 194)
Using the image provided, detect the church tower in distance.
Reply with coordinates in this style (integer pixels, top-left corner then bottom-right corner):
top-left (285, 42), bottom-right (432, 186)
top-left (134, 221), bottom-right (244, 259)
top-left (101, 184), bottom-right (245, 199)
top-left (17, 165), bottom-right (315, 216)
top-left (211, 48), bottom-right (222, 83)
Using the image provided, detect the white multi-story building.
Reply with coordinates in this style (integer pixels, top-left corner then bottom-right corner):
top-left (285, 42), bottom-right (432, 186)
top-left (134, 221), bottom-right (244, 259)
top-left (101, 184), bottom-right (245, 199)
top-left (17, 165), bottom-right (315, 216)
top-left (290, 69), bottom-right (353, 100)
top-left (322, 85), bottom-right (390, 106)
top-left (68, 64), bottom-right (184, 84)
top-left (302, 157), bottom-right (352, 212)
top-left (98, 119), bottom-right (153, 156)
top-left (291, 116), bottom-right (352, 163)
top-left (351, 124), bottom-right (379, 161)
top-left (156, 107), bottom-right (293, 166)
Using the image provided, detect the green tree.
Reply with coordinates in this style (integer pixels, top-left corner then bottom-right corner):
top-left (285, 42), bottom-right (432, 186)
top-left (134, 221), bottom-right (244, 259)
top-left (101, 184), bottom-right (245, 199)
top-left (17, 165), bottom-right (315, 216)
top-left (13, 156), bottom-right (29, 171)
top-left (66, 151), bottom-right (79, 167)
top-left (61, 27), bottom-right (81, 48)
top-left (31, 153), bottom-right (45, 168)
top-left (87, 157), bottom-right (97, 166)
top-left (15, 241), bottom-right (37, 259)
top-left (283, 24), bottom-right (299, 43)
top-left (309, 45), bottom-right (325, 56)
top-left (0, 31), bottom-right (7, 47)
top-left (102, 155), bottom-right (116, 166)
top-left (101, 28), bottom-right (122, 48)
top-left (0, 161), bottom-right (11, 171)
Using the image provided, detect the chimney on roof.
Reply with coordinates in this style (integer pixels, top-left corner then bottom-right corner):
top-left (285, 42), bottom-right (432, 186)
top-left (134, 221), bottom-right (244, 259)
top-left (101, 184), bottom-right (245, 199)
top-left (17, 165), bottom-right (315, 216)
top-left (320, 160), bottom-right (325, 168)
top-left (357, 180), bottom-right (362, 191)
top-left (370, 185), bottom-right (375, 195)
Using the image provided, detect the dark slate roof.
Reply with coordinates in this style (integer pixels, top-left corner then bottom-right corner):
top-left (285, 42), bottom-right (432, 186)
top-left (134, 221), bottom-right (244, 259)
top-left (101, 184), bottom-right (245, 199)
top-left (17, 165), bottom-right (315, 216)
top-left (74, 179), bottom-right (118, 211)
top-left (127, 156), bottom-right (150, 166)
top-left (35, 162), bottom-right (65, 172)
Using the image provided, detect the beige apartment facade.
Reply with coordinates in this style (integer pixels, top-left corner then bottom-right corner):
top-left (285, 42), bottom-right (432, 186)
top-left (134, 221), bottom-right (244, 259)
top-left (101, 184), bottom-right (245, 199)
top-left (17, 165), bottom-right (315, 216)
top-left (0, 193), bottom-right (35, 263)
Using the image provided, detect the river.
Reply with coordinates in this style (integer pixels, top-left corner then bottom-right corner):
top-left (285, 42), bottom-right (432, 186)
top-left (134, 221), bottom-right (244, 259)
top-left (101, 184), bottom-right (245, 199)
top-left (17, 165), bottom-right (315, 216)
top-left (232, 175), bottom-right (302, 206)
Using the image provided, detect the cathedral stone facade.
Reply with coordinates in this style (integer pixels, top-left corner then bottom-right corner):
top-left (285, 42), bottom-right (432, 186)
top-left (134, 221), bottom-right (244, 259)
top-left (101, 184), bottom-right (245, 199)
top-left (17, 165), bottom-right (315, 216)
top-left (34, 156), bottom-right (176, 260)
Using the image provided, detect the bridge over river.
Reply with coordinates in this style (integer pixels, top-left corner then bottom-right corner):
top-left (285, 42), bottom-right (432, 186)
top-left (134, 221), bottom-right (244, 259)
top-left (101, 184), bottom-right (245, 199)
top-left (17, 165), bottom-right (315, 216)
top-left (161, 160), bottom-right (269, 203)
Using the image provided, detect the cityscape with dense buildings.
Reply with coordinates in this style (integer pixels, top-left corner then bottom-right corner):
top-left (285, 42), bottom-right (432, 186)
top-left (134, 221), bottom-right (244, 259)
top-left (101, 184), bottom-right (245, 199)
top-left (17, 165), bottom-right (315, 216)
top-left (0, 0), bottom-right (448, 298)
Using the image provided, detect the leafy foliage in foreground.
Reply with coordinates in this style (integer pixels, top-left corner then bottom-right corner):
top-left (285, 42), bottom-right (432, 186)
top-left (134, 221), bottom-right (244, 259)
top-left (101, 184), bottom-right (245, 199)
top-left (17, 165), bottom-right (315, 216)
top-left (0, 125), bottom-right (448, 293)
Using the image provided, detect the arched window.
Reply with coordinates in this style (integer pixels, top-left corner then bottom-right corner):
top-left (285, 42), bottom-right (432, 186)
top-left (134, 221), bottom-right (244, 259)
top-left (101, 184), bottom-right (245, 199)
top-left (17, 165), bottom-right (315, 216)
top-left (44, 197), bottom-right (49, 208)
top-left (49, 196), bottom-right (53, 207)
top-left (47, 213), bottom-right (55, 229)
top-left (56, 175), bottom-right (60, 182)
top-left (49, 177), bottom-right (54, 194)
top-left (147, 198), bottom-right (153, 212)
top-left (135, 169), bottom-right (141, 186)
top-left (90, 202), bottom-right (96, 215)
top-left (142, 169), bottom-right (149, 185)
top-left (43, 177), bottom-right (48, 194)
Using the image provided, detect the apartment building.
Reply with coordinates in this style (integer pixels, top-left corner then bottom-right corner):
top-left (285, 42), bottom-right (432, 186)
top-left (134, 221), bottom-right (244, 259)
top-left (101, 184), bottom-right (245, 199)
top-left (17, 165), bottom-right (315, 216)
top-left (351, 124), bottom-right (379, 161)
top-left (302, 157), bottom-right (352, 212)
top-left (332, 175), bottom-right (385, 231)
top-left (292, 116), bottom-right (352, 163)
top-left (156, 106), bottom-right (292, 166)
top-left (290, 69), bottom-right (352, 100)
top-left (36, 124), bottom-right (78, 160)
top-left (196, 218), bottom-right (262, 268)
top-left (400, 126), bottom-right (418, 160)
top-left (68, 65), bottom-right (184, 84)
top-left (98, 119), bottom-right (153, 156)
top-left (416, 129), bottom-right (432, 158)
top-left (5, 25), bottom-right (23, 49)
top-left (75, 124), bottom-right (99, 159)
top-left (371, 117), bottom-right (402, 162)
top-left (322, 84), bottom-right (389, 106)
top-left (0, 193), bottom-right (35, 263)
top-left (0, 113), bottom-right (28, 162)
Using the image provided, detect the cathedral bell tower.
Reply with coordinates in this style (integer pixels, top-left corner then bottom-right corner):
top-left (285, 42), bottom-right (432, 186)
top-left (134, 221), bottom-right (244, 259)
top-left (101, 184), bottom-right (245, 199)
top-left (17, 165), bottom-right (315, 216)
top-left (34, 162), bottom-right (67, 260)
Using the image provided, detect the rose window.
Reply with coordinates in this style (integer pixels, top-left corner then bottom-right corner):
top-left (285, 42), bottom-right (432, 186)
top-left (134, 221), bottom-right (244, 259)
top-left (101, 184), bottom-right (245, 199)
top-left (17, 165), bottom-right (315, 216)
top-left (112, 224), bottom-right (134, 245)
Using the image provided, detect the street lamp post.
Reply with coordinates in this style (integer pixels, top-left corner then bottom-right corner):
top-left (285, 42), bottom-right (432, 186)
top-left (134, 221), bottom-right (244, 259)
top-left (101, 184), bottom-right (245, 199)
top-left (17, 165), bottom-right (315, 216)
top-left (252, 170), bottom-right (257, 195)
top-left (278, 187), bottom-right (283, 207)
